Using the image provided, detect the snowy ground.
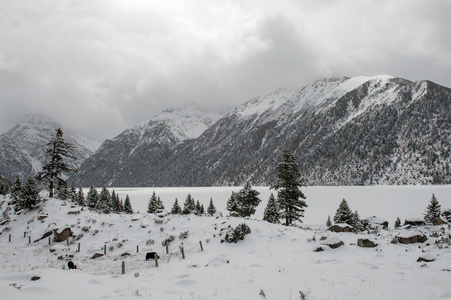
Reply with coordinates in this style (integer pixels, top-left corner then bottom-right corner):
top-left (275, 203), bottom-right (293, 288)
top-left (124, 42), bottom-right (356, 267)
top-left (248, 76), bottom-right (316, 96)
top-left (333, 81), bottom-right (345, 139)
top-left (0, 186), bottom-right (451, 300)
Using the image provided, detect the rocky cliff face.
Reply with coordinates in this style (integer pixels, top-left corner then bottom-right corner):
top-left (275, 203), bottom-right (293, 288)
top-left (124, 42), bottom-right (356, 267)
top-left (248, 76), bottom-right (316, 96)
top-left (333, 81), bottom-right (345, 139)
top-left (0, 114), bottom-right (100, 181)
top-left (73, 75), bottom-right (451, 187)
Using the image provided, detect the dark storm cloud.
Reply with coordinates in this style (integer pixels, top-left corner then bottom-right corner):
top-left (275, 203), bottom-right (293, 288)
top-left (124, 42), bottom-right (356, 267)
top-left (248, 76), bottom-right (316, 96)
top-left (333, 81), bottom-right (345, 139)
top-left (0, 0), bottom-right (450, 141)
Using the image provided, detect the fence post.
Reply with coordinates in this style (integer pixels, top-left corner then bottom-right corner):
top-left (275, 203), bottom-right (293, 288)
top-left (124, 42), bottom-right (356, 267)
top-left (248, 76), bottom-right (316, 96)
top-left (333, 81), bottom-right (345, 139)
top-left (137, 245), bottom-right (139, 253)
top-left (199, 241), bottom-right (204, 252)
top-left (48, 236), bottom-right (51, 246)
top-left (78, 243), bottom-right (81, 252)
top-left (9, 234), bottom-right (11, 242)
top-left (29, 236), bottom-right (31, 244)
top-left (181, 247), bottom-right (185, 259)
top-left (166, 243), bottom-right (169, 254)
top-left (104, 245), bottom-right (107, 255)
top-left (155, 255), bottom-right (159, 267)
top-left (67, 238), bottom-right (69, 246)
top-left (122, 261), bottom-right (125, 275)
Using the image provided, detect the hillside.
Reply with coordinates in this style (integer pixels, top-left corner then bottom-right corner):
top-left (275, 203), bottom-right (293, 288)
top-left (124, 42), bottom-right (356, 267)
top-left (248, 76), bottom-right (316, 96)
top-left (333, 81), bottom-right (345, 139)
top-left (71, 104), bottom-right (228, 186)
top-left (73, 75), bottom-right (451, 187)
top-left (0, 114), bottom-right (100, 181)
top-left (0, 194), bottom-right (450, 299)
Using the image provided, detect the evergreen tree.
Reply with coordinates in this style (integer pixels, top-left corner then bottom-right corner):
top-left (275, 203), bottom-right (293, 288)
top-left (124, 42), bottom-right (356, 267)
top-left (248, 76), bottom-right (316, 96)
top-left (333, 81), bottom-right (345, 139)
top-left (326, 215), bottom-right (332, 227)
top-left (36, 128), bottom-right (77, 197)
top-left (119, 198), bottom-right (124, 212)
top-left (97, 186), bottom-right (111, 213)
top-left (195, 200), bottom-right (204, 215)
top-left (16, 177), bottom-right (42, 210)
top-left (123, 195), bottom-right (133, 214)
top-left (235, 181), bottom-right (261, 217)
top-left (333, 198), bottom-right (354, 225)
top-left (352, 210), bottom-right (362, 231)
top-left (394, 217), bottom-right (401, 229)
top-left (424, 194), bottom-right (441, 225)
top-left (171, 198), bottom-right (182, 214)
top-left (156, 196), bottom-right (165, 211)
top-left (55, 180), bottom-right (70, 200)
top-left (77, 187), bottom-right (85, 206)
top-left (86, 186), bottom-right (98, 209)
top-left (207, 198), bottom-right (216, 216)
top-left (271, 149), bottom-right (307, 225)
top-left (111, 190), bottom-right (120, 213)
top-left (69, 182), bottom-right (77, 202)
top-left (10, 175), bottom-right (23, 204)
top-left (182, 194), bottom-right (196, 214)
top-left (263, 193), bottom-right (280, 224)
top-left (226, 191), bottom-right (240, 216)
top-left (147, 191), bottom-right (160, 213)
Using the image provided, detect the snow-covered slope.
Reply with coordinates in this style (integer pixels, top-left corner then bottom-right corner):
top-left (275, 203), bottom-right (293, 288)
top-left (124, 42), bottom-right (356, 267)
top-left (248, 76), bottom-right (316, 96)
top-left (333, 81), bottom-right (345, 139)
top-left (0, 193), bottom-right (450, 300)
top-left (0, 114), bottom-right (100, 181)
top-left (74, 75), bottom-right (451, 187)
top-left (71, 104), bottom-right (228, 186)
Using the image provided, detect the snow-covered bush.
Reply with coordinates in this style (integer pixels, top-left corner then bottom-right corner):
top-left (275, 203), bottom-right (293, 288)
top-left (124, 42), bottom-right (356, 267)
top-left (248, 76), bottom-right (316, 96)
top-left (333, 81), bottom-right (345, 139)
top-left (221, 223), bottom-right (251, 243)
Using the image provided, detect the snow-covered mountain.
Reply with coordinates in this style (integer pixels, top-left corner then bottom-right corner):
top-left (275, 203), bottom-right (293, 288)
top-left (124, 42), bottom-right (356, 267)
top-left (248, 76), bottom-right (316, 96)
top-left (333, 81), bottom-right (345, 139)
top-left (74, 75), bottom-right (451, 187)
top-left (0, 114), bottom-right (100, 181)
top-left (71, 104), bottom-right (228, 186)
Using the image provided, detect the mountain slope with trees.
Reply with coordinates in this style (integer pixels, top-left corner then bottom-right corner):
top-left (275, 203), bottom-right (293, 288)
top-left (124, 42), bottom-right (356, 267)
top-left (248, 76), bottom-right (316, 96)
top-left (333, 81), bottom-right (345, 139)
top-left (73, 75), bottom-right (451, 187)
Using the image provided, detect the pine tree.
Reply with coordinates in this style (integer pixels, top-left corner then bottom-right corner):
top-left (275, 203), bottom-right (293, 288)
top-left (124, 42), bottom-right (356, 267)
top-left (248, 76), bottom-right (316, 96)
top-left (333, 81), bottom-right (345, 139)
top-left (111, 190), bottom-right (122, 213)
top-left (352, 210), bottom-right (362, 231)
top-left (147, 191), bottom-right (159, 213)
top-left (36, 128), bottom-right (77, 197)
top-left (207, 198), bottom-right (216, 216)
top-left (86, 186), bottom-right (98, 209)
top-left (77, 187), bottom-right (85, 206)
top-left (271, 149), bottom-right (307, 225)
top-left (69, 182), bottom-right (77, 202)
top-left (97, 186), bottom-right (111, 213)
top-left (195, 200), bottom-right (203, 215)
top-left (55, 180), bottom-right (70, 200)
top-left (333, 198), bottom-right (354, 225)
top-left (156, 196), bottom-right (165, 211)
top-left (263, 193), bottom-right (280, 224)
top-left (326, 215), bottom-right (332, 227)
top-left (235, 181), bottom-right (261, 217)
top-left (226, 191), bottom-right (240, 216)
top-left (424, 194), bottom-right (441, 225)
top-left (123, 195), bottom-right (133, 214)
top-left (10, 175), bottom-right (23, 204)
top-left (16, 177), bottom-right (42, 210)
top-left (182, 194), bottom-right (196, 214)
top-left (171, 198), bottom-right (182, 214)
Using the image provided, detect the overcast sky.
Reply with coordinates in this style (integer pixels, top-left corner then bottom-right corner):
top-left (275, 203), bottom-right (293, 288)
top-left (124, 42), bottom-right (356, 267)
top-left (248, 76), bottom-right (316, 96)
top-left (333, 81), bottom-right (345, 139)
top-left (1, 0), bottom-right (450, 141)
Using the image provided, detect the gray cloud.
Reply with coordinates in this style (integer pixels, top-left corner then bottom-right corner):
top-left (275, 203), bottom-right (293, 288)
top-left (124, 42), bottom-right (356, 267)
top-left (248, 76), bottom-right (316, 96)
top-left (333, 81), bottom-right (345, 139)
top-left (1, 0), bottom-right (450, 141)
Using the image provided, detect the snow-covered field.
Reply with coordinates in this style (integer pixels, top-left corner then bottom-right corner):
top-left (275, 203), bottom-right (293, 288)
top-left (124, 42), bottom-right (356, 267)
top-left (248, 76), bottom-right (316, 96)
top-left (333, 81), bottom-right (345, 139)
top-left (1, 186), bottom-right (451, 300)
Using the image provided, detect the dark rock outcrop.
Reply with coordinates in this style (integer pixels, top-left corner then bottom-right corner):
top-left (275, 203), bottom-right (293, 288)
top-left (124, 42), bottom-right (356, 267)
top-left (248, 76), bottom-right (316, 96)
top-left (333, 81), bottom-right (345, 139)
top-left (357, 238), bottom-right (378, 248)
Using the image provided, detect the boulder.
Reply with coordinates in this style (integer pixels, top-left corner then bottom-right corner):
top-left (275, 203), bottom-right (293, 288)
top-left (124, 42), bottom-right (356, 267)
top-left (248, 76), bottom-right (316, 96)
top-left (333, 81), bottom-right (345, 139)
top-left (53, 228), bottom-right (73, 242)
top-left (357, 238), bottom-right (378, 248)
top-left (397, 231), bottom-right (428, 244)
top-left (323, 236), bottom-right (344, 249)
top-left (361, 216), bottom-right (388, 230)
top-left (313, 247), bottom-right (324, 252)
top-left (37, 214), bottom-right (48, 221)
top-left (403, 218), bottom-right (425, 227)
top-left (417, 254), bottom-right (435, 262)
top-left (328, 224), bottom-right (355, 233)
top-left (67, 210), bottom-right (80, 215)
top-left (442, 209), bottom-right (451, 223)
top-left (91, 253), bottom-right (104, 259)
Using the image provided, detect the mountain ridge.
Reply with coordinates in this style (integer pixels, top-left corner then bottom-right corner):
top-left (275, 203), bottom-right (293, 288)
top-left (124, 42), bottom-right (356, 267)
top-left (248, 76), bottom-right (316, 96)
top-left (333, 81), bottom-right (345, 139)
top-left (0, 114), bottom-right (100, 181)
top-left (71, 75), bottom-right (451, 187)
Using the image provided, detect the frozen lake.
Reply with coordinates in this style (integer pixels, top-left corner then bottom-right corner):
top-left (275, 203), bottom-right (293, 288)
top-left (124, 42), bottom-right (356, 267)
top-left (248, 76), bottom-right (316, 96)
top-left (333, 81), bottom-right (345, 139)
top-left (109, 185), bottom-right (451, 227)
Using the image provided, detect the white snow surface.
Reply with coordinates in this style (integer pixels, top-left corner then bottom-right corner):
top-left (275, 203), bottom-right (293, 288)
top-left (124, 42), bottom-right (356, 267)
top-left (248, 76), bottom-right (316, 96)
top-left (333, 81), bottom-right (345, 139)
top-left (1, 185), bottom-right (451, 300)
top-left (232, 75), bottom-right (397, 119)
